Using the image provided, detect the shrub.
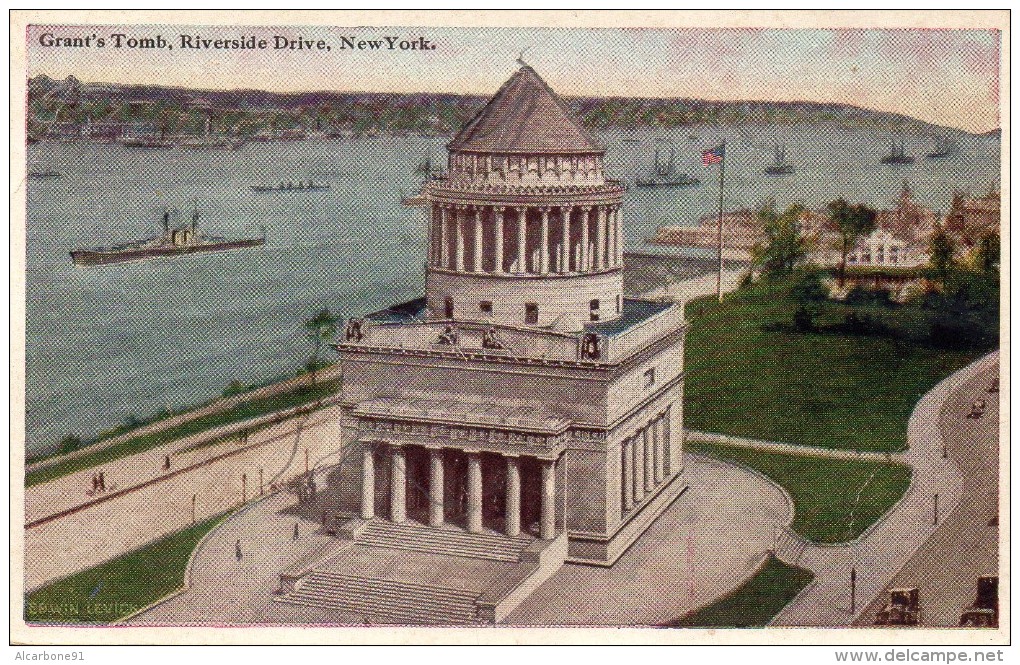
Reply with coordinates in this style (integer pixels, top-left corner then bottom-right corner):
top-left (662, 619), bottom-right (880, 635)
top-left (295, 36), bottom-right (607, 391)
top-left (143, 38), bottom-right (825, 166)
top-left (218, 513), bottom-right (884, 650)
top-left (58, 435), bottom-right (82, 454)
top-left (222, 380), bottom-right (248, 398)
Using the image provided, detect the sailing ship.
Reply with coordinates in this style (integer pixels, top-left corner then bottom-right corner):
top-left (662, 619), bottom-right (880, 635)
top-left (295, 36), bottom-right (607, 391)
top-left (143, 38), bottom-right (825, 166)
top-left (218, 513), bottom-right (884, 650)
top-left (635, 142), bottom-right (700, 188)
top-left (880, 139), bottom-right (915, 165)
top-left (763, 144), bottom-right (794, 176)
top-left (70, 205), bottom-right (265, 266)
top-left (251, 180), bottom-right (331, 193)
top-left (925, 137), bottom-right (955, 160)
top-left (401, 150), bottom-right (443, 206)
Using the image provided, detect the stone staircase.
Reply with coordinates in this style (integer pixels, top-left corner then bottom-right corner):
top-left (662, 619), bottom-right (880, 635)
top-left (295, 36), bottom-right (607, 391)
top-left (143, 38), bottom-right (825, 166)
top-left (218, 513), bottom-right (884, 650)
top-left (358, 520), bottom-right (531, 562)
top-left (278, 570), bottom-right (480, 624)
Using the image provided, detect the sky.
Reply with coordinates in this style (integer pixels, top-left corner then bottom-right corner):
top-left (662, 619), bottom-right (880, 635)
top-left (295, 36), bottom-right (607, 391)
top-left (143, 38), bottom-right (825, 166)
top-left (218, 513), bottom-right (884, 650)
top-left (25, 25), bottom-right (1001, 133)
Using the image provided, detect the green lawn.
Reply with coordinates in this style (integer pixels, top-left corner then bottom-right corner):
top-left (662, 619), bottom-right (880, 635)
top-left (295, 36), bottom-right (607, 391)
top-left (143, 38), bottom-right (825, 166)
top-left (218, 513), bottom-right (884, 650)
top-left (690, 441), bottom-right (911, 543)
top-left (667, 554), bottom-right (813, 627)
top-left (684, 278), bottom-right (980, 452)
top-left (26, 380), bottom-right (340, 487)
top-left (25, 513), bottom-right (229, 624)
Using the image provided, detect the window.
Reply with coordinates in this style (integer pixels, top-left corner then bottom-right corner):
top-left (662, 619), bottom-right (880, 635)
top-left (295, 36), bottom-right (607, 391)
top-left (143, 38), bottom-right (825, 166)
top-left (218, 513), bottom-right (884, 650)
top-left (589, 298), bottom-right (600, 321)
top-left (524, 303), bottom-right (539, 324)
top-left (643, 367), bottom-right (656, 388)
top-left (876, 247), bottom-right (885, 264)
top-left (444, 296), bottom-right (454, 319)
top-left (479, 301), bottom-right (492, 314)
top-left (890, 247), bottom-right (899, 264)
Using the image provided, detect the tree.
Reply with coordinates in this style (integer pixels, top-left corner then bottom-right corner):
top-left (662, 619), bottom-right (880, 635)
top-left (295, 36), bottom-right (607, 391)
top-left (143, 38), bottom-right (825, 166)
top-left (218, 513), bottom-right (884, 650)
top-left (928, 225), bottom-right (956, 284)
top-left (304, 308), bottom-right (338, 386)
top-left (971, 232), bottom-right (1000, 275)
top-left (828, 198), bottom-right (877, 286)
top-left (789, 269), bottom-right (828, 331)
top-left (752, 201), bottom-right (810, 276)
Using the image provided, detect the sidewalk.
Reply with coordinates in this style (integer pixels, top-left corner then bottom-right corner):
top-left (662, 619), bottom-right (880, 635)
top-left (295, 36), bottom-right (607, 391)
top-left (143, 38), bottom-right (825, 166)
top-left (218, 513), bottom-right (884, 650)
top-left (770, 352), bottom-right (997, 626)
top-left (24, 406), bottom-right (346, 591)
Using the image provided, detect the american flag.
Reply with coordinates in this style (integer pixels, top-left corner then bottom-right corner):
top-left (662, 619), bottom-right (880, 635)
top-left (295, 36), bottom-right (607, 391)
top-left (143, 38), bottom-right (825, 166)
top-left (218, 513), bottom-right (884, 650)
top-left (702, 143), bottom-right (725, 165)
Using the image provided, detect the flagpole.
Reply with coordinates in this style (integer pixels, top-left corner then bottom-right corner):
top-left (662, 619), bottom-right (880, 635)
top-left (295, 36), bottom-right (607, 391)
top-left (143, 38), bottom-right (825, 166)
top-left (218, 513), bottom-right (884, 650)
top-left (716, 140), bottom-right (726, 302)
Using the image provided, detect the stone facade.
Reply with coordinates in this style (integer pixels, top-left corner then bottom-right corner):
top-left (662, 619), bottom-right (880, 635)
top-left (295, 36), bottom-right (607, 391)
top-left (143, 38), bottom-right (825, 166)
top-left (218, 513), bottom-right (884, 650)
top-left (332, 65), bottom-right (687, 566)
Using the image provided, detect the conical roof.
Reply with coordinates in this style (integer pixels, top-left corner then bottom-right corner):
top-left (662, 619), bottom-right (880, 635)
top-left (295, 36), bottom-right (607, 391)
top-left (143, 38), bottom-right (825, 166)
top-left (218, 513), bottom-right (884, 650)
top-left (448, 65), bottom-right (603, 154)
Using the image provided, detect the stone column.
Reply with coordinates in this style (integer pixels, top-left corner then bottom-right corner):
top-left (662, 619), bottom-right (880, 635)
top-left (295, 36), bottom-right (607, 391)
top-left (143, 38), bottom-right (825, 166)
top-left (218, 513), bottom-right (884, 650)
top-left (559, 207), bottom-right (571, 273)
top-left (612, 210), bottom-right (620, 267)
top-left (621, 438), bottom-right (634, 512)
top-left (539, 208), bottom-right (550, 275)
top-left (505, 456), bottom-right (521, 537)
top-left (390, 445), bottom-right (406, 523)
top-left (493, 206), bottom-right (505, 274)
top-left (632, 433), bottom-right (645, 504)
top-left (439, 205), bottom-right (449, 269)
top-left (455, 206), bottom-right (465, 271)
top-left (580, 207), bottom-right (590, 272)
top-left (429, 449), bottom-right (445, 527)
top-left (473, 207), bottom-right (484, 273)
top-left (516, 207), bottom-right (527, 273)
top-left (596, 206), bottom-right (607, 270)
top-left (540, 459), bottom-right (556, 540)
top-left (467, 452), bottom-right (483, 533)
top-left (360, 447), bottom-right (375, 519)
top-left (604, 206), bottom-right (613, 269)
top-left (656, 416), bottom-right (668, 481)
top-left (643, 427), bottom-right (654, 492)
top-left (653, 418), bottom-right (664, 484)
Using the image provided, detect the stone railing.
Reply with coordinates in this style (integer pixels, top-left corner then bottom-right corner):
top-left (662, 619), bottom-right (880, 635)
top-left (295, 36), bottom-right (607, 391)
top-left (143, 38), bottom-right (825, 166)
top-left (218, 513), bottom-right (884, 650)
top-left (599, 303), bottom-right (685, 362)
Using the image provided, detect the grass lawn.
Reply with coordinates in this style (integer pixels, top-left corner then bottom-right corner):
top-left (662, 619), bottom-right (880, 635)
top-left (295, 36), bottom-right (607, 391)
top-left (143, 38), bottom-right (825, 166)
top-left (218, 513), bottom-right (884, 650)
top-left (690, 441), bottom-right (912, 543)
top-left (26, 380), bottom-right (340, 487)
top-left (666, 554), bottom-right (814, 627)
top-left (25, 513), bottom-right (229, 624)
top-left (684, 278), bottom-right (982, 452)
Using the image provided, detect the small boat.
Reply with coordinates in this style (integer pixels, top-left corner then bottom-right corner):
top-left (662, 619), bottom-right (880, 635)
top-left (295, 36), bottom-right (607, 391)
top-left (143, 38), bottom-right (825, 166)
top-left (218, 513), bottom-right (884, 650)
top-left (925, 137), bottom-right (955, 160)
top-left (251, 180), bottom-right (331, 193)
top-left (764, 144), bottom-right (794, 176)
top-left (118, 135), bottom-right (175, 148)
top-left (635, 142), bottom-right (700, 188)
top-left (70, 206), bottom-right (265, 266)
top-left (28, 165), bottom-right (61, 179)
top-left (880, 139), bottom-right (915, 165)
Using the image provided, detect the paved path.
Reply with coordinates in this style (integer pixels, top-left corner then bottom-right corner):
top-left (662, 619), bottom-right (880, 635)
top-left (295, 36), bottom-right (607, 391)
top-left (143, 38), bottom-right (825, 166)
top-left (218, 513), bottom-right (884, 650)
top-left (855, 354), bottom-right (1000, 626)
top-left (639, 267), bottom-right (745, 309)
top-left (687, 431), bottom-right (897, 463)
top-left (128, 454), bottom-right (789, 626)
top-left (24, 407), bottom-right (346, 591)
top-left (771, 352), bottom-right (996, 626)
top-left (505, 454), bottom-right (791, 625)
top-left (126, 490), bottom-right (339, 625)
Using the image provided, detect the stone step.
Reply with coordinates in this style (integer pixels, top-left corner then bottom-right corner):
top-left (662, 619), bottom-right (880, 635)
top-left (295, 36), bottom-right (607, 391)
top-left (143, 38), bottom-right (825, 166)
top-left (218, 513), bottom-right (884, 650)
top-left (296, 585), bottom-right (476, 622)
top-left (360, 521), bottom-right (530, 562)
top-left (280, 572), bottom-right (479, 624)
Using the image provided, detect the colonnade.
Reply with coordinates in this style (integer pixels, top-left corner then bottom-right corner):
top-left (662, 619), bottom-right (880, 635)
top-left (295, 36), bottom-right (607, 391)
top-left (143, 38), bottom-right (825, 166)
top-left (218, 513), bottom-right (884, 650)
top-left (620, 410), bottom-right (671, 517)
top-left (360, 445), bottom-right (558, 540)
top-left (429, 203), bottom-right (623, 275)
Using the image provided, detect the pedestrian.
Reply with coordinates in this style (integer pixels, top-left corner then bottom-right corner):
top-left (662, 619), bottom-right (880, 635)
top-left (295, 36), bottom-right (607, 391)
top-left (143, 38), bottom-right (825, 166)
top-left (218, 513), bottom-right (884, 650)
top-left (164, 455), bottom-right (171, 471)
top-left (293, 522), bottom-right (300, 541)
top-left (91, 474), bottom-right (98, 492)
top-left (235, 539), bottom-right (242, 561)
top-left (98, 471), bottom-right (106, 492)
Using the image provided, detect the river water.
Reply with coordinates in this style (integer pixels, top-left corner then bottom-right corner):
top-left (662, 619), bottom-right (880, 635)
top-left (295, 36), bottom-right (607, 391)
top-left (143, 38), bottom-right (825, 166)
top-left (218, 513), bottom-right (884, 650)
top-left (24, 124), bottom-right (999, 454)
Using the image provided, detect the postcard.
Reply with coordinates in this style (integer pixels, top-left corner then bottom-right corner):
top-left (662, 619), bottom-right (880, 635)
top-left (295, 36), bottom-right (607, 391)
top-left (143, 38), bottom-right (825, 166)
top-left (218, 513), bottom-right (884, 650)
top-left (10, 9), bottom-right (1009, 647)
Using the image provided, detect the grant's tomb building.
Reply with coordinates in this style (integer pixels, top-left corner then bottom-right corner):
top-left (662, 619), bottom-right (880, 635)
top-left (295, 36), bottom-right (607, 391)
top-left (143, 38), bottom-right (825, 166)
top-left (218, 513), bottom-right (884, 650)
top-left (277, 65), bottom-right (689, 624)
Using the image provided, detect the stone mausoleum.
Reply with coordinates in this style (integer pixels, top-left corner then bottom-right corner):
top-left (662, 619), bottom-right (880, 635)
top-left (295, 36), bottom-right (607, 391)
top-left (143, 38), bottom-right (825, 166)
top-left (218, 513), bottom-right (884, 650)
top-left (278, 65), bottom-right (689, 623)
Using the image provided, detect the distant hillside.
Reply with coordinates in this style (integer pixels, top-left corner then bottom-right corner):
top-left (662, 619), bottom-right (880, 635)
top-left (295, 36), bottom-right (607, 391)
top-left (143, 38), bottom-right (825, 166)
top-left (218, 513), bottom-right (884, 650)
top-left (27, 74), bottom-right (980, 138)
